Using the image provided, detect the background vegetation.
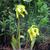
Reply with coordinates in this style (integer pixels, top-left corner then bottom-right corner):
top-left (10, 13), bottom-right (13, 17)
top-left (0, 0), bottom-right (50, 50)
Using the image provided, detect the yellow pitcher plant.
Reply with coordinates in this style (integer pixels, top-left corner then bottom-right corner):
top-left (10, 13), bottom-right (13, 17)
top-left (28, 25), bottom-right (39, 50)
top-left (15, 4), bottom-right (28, 49)
top-left (28, 25), bottom-right (39, 41)
top-left (15, 5), bottom-right (28, 18)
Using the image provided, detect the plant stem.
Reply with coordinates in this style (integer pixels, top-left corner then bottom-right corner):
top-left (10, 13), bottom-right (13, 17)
top-left (17, 17), bottom-right (20, 49)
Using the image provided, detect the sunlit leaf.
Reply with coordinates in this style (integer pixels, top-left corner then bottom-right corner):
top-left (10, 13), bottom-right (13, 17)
top-left (23, 0), bottom-right (32, 2)
top-left (11, 35), bottom-right (17, 49)
top-left (40, 17), bottom-right (48, 25)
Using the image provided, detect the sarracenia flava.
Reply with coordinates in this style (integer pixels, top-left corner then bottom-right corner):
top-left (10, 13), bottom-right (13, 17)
top-left (28, 25), bottom-right (39, 41)
top-left (15, 4), bottom-right (28, 49)
top-left (15, 5), bottom-right (28, 18)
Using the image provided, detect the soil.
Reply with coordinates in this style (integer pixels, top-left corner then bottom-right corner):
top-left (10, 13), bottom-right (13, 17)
top-left (0, 42), bottom-right (50, 50)
top-left (0, 35), bottom-right (50, 50)
top-left (33, 42), bottom-right (50, 50)
top-left (0, 45), bottom-right (12, 50)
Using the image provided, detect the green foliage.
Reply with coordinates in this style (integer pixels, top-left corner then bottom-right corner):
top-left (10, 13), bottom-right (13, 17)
top-left (37, 0), bottom-right (48, 18)
top-left (40, 17), bottom-right (48, 25)
top-left (9, 15), bottom-right (17, 35)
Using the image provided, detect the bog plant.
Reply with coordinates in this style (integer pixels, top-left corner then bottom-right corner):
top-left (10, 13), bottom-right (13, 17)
top-left (11, 4), bottom-right (28, 50)
top-left (16, 5), bottom-right (28, 18)
top-left (28, 25), bottom-right (39, 50)
top-left (28, 25), bottom-right (39, 41)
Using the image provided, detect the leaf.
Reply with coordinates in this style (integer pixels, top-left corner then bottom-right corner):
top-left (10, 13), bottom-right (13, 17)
top-left (11, 43), bottom-right (16, 50)
top-left (40, 3), bottom-right (48, 14)
top-left (11, 35), bottom-right (17, 49)
top-left (23, 0), bottom-right (32, 2)
top-left (37, 0), bottom-right (43, 8)
top-left (20, 35), bottom-right (24, 39)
